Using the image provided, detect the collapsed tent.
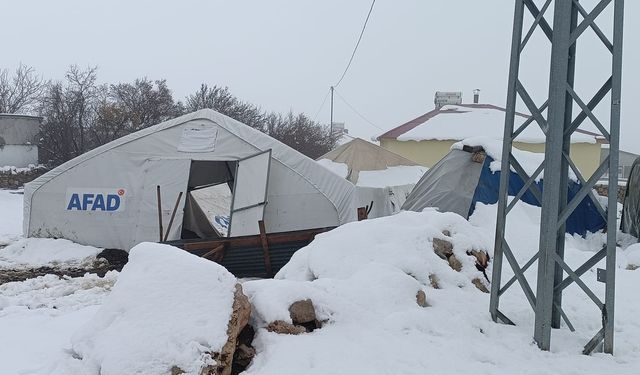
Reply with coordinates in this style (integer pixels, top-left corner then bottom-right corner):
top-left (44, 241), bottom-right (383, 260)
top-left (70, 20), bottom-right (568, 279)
top-left (317, 138), bottom-right (427, 218)
top-left (402, 139), bottom-right (606, 236)
top-left (621, 156), bottom-right (640, 239)
top-left (24, 109), bottom-right (359, 250)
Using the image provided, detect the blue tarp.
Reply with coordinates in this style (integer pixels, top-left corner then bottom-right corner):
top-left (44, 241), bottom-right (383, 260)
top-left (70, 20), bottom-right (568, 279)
top-left (469, 156), bottom-right (606, 236)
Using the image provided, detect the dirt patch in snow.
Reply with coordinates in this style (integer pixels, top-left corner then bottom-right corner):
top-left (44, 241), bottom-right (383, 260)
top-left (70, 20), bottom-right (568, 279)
top-left (0, 249), bottom-right (128, 285)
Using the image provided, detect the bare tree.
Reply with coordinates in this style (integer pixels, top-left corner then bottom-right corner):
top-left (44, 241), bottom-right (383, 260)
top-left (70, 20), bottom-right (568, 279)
top-left (89, 78), bottom-right (184, 145)
top-left (38, 66), bottom-right (99, 164)
top-left (266, 112), bottom-right (338, 159)
top-left (186, 84), bottom-right (337, 158)
top-left (109, 78), bottom-right (183, 131)
top-left (185, 84), bottom-right (265, 131)
top-left (0, 64), bottom-right (45, 114)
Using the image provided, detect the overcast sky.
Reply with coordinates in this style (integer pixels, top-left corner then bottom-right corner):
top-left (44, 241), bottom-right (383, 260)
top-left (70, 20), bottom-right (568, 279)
top-left (2, 0), bottom-right (638, 152)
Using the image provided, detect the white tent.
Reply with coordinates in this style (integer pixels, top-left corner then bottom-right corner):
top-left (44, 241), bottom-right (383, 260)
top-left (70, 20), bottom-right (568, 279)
top-left (24, 109), bottom-right (358, 250)
top-left (317, 138), bottom-right (427, 218)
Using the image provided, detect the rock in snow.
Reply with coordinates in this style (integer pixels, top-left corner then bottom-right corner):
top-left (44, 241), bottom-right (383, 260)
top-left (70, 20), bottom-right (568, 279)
top-left (288, 299), bottom-right (316, 325)
top-left (47, 243), bottom-right (246, 375)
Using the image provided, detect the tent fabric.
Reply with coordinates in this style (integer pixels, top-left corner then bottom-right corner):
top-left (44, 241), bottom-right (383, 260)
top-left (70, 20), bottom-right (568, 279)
top-left (401, 149), bottom-right (484, 218)
top-left (403, 148), bottom-right (606, 236)
top-left (318, 138), bottom-right (423, 218)
top-left (318, 138), bottom-right (419, 184)
top-left (354, 184), bottom-right (414, 219)
top-left (469, 155), bottom-right (606, 236)
top-left (622, 156), bottom-right (640, 238)
top-left (182, 192), bottom-right (221, 239)
top-left (24, 109), bottom-right (358, 250)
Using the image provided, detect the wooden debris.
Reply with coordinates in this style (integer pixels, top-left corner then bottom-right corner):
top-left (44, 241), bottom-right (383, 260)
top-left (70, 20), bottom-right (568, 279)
top-left (266, 320), bottom-right (306, 335)
top-left (416, 290), bottom-right (428, 307)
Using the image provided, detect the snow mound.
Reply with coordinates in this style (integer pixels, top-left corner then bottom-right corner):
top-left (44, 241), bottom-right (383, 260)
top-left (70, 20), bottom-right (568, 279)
top-left (245, 263), bottom-right (425, 327)
top-left (277, 209), bottom-right (492, 288)
top-left (356, 165), bottom-right (428, 187)
top-left (0, 238), bottom-right (102, 269)
top-left (244, 209), bottom-right (493, 340)
top-left (0, 271), bottom-right (118, 313)
top-left (622, 243), bottom-right (640, 269)
top-left (51, 243), bottom-right (238, 375)
top-left (0, 164), bottom-right (44, 173)
top-left (0, 272), bottom-right (117, 374)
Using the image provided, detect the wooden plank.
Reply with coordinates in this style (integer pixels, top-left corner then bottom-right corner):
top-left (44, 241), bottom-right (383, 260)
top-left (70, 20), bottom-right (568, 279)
top-left (258, 220), bottom-right (273, 277)
top-left (177, 226), bottom-right (335, 251)
top-left (357, 207), bottom-right (368, 221)
top-left (201, 244), bottom-right (226, 262)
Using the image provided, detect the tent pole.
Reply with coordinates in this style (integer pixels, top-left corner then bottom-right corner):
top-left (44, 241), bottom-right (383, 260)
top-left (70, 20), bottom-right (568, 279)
top-left (163, 191), bottom-right (184, 242)
top-left (156, 185), bottom-right (163, 242)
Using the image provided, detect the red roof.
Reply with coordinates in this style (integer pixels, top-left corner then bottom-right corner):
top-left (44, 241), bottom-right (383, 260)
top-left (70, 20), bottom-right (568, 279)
top-left (377, 103), bottom-right (604, 142)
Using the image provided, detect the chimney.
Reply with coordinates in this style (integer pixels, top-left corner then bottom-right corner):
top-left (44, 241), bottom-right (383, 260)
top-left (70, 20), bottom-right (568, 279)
top-left (473, 89), bottom-right (481, 104)
top-left (434, 91), bottom-right (463, 109)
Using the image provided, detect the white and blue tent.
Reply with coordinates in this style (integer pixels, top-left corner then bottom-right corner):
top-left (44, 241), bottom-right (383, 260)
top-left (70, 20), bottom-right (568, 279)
top-left (402, 139), bottom-right (605, 236)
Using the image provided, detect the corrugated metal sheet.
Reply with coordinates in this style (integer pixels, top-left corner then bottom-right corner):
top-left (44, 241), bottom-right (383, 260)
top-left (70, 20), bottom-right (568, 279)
top-left (183, 241), bottom-right (309, 278)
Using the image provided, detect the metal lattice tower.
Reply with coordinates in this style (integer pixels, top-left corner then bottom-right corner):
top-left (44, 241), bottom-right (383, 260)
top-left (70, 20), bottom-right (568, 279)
top-left (489, 0), bottom-right (624, 354)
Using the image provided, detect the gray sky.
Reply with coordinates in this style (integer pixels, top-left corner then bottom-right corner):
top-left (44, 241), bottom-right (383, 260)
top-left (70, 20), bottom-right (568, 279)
top-left (2, 0), bottom-right (638, 152)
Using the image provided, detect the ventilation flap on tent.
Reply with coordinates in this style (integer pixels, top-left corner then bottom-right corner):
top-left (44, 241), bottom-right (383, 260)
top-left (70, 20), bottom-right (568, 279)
top-left (177, 124), bottom-right (218, 152)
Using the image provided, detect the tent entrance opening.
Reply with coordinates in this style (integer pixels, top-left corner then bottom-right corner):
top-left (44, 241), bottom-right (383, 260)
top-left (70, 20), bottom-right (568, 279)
top-left (181, 160), bottom-right (236, 240)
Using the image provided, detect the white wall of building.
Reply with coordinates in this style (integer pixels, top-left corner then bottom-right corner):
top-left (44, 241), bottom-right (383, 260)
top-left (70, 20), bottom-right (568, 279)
top-left (0, 145), bottom-right (38, 167)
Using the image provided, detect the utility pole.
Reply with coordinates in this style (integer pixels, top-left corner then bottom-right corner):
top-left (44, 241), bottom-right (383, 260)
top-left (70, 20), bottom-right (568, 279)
top-left (489, 0), bottom-right (624, 355)
top-left (330, 86), bottom-right (335, 134)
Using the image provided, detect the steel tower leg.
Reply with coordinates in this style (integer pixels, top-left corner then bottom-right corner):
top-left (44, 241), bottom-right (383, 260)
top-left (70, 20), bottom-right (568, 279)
top-left (489, 0), bottom-right (625, 355)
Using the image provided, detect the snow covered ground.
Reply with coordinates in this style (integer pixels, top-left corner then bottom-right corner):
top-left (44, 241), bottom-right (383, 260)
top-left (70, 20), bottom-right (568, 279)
top-left (2, 188), bottom-right (640, 374)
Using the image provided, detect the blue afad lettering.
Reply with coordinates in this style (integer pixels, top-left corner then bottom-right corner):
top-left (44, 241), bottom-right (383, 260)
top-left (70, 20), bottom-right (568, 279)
top-left (67, 193), bottom-right (121, 211)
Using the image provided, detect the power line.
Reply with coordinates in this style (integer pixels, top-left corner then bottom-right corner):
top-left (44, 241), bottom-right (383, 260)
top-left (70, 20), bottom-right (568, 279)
top-left (333, 0), bottom-right (377, 88)
top-left (313, 88), bottom-right (331, 122)
top-left (333, 89), bottom-right (384, 131)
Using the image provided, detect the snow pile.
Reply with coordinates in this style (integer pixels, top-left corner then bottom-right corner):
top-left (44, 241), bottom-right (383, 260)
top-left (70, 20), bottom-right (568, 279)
top-left (452, 136), bottom-right (578, 181)
top-left (0, 272), bottom-right (118, 314)
top-left (277, 209), bottom-right (490, 285)
top-left (49, 243), bottom-right (237, 375)
top-left (0, 189), bottom-right (23, 245)
top-left (621, 243), bottom-right (640, 269)
top-left (241, 210), bottom-right (495, 373)
top-left (356, 165), bottom-right (428, 187)
top-left (470, 200), bottom-right (541, 256)
top-left (397, 105), bottom-right (596, 144)
top-left (0, 238), bottom-right (102, 269)
top-left (239, 202), bottom-right (640, 374)
top-left (0, 164), bottom-right (43, 173)
top-left (0, 272), bottom-right (117, 374)
top-left (246, 262), bottom-right (426, 327)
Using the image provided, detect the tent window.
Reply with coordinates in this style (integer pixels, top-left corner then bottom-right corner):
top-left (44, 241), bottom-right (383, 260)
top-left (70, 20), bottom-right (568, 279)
top-left (177, 125), bottom-right (218, 152)
top-left (181, 160), bottom-right (236, 239)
